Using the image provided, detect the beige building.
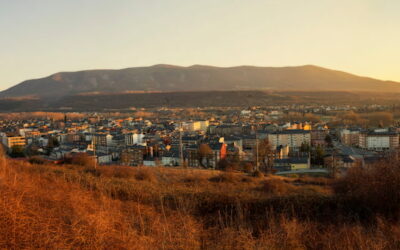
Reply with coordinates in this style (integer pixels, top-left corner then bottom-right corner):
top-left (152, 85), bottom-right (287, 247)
top-left (359, 129), bottom-right (399, 151)
top-left (1, 135), bottom-right (26, 149)
top-left (340, 129), bottom-right (361, 146)
top-left (182, 121), bottom-right (209, 132)
top-left (268, 130), bottom-right (311, 150)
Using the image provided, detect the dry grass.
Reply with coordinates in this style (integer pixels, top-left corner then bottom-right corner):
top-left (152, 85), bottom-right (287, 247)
top-left (0, 148), bottom-right (399, 249)
top-left (263, 179), bottom-right (295, 195)
top-left (133, 167), bottom-right (158, 182)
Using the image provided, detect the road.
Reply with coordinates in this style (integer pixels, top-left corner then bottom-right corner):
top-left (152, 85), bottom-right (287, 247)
top-left (333, 140), bottom-right (375, 156)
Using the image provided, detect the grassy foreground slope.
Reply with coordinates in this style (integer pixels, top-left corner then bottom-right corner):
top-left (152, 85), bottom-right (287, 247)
top-left (0, 151), bottom-right (399, 249)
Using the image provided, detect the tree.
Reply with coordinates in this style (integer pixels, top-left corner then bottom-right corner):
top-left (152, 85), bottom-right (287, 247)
top-left (324, 135), bottom-right (333, 147)
top-left (304, 113), bottom-right (321, 123)
top-left (363, 112), bottom-right (393, 127)
top-left (64, 153), bottom-right (93, 167)
top-left (217, 158), bottom-right (231, 171)
top-left (312, 146), bottom-right (325, 166)
top-left (226, 151), bottom-right (241, 166)
top-left (241, 162), bottom-right (254, 173)
top-left (339, 111), bottom-right (367, 126)
top-left (198, 144), bottom-right (213, 168)
top-left (255, 138), bottom-right (274, 172)
top-left (300, 142), bottom-right (311, 153)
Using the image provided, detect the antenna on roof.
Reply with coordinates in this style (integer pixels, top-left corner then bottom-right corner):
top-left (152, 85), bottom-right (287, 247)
top-left (179, 122), bottom-right (184, 168)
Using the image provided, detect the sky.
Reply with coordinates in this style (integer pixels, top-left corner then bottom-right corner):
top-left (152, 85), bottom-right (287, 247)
top-left (1, 0), bottom-right (400, 91)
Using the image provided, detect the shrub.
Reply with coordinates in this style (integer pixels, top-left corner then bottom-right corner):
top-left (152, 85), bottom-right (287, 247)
top-left (334, 162), bottom-right (400, 218)
top-left (252, 170), bottom-right (264, 178)
top-left (241, 176), bottom-right (254, 183)
top-left (99, 166), bottom-right (134, 179)
top-left (64, 153), bottom-right (93, 167)
top-left (83, 167), bottom-right (101, 177)
top-left (242, 162), bottom-right (254, 173)
top-left (111, 167), bottom-right (134, 179)
top-left (294, 176), bottom-right (331, 186)
top-left (134, 167), bottom-right (157, 182)
top-left (28, 156), bottom-right (46, 165)
top-left (209, 172), bottom-right (238, 183)
top-left (217, 159), bottom-right (229, 171)
top-left (263, 179), bottom-right (293, 195)
top-left (217, 159), bottom-right (240, 172)
top-left (182, 174), bottom-right (206, 184)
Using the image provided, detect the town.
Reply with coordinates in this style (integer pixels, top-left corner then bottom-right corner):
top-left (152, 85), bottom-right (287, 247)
top-left (1, 103), bottom-right (398, 177)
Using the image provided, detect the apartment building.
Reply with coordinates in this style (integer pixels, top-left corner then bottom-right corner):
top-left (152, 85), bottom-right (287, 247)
top-left (267, 130), bottom-right (311, 150)
top-left (124, 133), bottom-right (145, 146)
top-left (359, 129), bottom-right (399, 151)
top-left (1, 134), bottom-right (26, 149)
top-left (182, 121), bottom-right (209, 132)
top-left (92, 133), bottom-right (113, 147)
top-left (340, 128), bottom-right (361, 146)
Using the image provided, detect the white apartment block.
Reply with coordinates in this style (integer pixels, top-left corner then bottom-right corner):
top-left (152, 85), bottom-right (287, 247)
top-left (125, 133), bottom-right (145, 146)
top-left (267, 130), bottom-right (311, 150)
top-left (359, 129), bottom-right (399, 151)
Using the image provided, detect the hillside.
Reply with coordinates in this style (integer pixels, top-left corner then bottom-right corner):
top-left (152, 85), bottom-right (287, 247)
top-left (1, 64), bottom-right (400, 99)
top-left (1, 149), bottom-right (400, 249)
top-left (2, 90), bottom-right (400, 112)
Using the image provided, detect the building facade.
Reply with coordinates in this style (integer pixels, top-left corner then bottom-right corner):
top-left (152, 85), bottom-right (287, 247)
top-left (359, 130), bottom-right (399, 151)
top-left (267, 130), bottom-right (311, 150)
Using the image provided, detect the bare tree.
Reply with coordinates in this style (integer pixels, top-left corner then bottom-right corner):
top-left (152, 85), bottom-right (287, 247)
top-left (254, 138), bottom-right (274, 172)
top-left (198, 144), bottom-right (212, 168)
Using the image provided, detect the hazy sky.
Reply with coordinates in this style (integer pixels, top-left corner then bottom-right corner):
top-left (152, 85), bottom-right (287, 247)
top-left (1, 0), bottom-right (399, 90)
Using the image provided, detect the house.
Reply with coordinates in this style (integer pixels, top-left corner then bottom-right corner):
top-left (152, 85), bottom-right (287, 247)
top-left (120, 146), bottom-right (145, 166)
top-left (186, 143), bottom-right (227, 169)
top-left (208, 143), bottom-right (227, 168)
top-left (323, 154), bottom-right (361, 169)
top-left (273, 157), bottom-right (310, 172)
top-left (49, 150), bottom-right (67, 160)
top-left (87, 151), bottom-right (113, 165)
top-left (224, 136), bottom-right (243, 150)
top-left (96, 152), bottom-right (113, 165)
top-left (66, 133), bottom-right (81, 143)
top-left (242, 135), bottom-right (258, 150)
top-left (181, 135), bottom-right (202, 147)
top-left (209, 124), bottom-right (242, 136)
top-left (143, 159), bottom-right (157, 166)
top-left (161, 150), bottom-right (180, 166)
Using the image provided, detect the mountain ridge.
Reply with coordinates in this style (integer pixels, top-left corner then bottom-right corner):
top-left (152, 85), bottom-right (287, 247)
top-left (1, 64), bottom-right (400, 98)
